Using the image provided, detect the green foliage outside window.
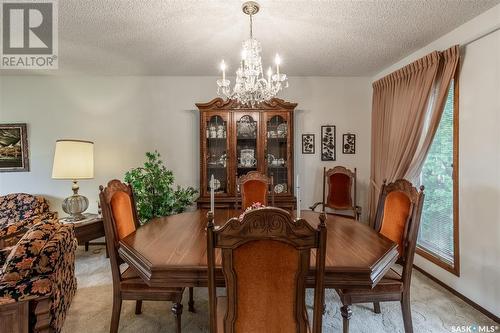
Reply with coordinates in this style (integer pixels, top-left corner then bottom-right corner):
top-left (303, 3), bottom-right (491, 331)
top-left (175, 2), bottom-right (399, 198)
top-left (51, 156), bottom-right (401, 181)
top-left (124, 151), bottom-right (198, 224)
top-left (418, 83), bottom-right (455, 262)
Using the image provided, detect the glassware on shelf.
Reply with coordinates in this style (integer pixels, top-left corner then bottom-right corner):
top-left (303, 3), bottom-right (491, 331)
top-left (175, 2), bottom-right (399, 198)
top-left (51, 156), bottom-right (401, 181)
top-left (274, 183), bottom-right (288, 194)
top-left (277, 123), bottom-right (287, 137)
top-left (237, 115), bottom-right (257, 138)
top-left (206, 115), bottom-right (228, 194)
top-left (239, 149), bottom-right (256, 167)
top-left (267, 115), bottom-right (288, 193)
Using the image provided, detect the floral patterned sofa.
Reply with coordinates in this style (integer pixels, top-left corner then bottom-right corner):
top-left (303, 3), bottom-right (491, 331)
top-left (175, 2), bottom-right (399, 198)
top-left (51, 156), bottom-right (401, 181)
top-left (0, 219), bottom-right (77, 332)
top-left (0, 193), bottom-right (58, 248)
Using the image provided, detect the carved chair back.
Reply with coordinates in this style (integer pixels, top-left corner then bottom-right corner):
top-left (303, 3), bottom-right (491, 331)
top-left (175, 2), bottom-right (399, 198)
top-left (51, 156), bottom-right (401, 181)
top-left (99, 180), bottom-right (141, 287)
top-left (324, 166), bottom-right (357, 210)
top-left (236, 171), bottom-right (274, 209)
top-left (207, 207), bottom-right (327, 333)
top-left (373, 179), bottom-right (425, 286)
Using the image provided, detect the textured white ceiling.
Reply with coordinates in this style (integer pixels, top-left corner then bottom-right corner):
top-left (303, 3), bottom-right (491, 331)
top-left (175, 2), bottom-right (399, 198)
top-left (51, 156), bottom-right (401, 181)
top-left (3, 0), bottom-right (499, 76)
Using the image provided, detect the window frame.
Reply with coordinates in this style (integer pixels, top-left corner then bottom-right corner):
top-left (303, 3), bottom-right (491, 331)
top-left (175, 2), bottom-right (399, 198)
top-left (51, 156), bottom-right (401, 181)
top-left (416, 70), bottom-right (460, 277)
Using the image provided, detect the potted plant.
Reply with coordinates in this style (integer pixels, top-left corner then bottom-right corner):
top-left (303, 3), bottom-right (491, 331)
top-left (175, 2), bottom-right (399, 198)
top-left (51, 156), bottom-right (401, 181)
top-left (124, 151), bottom-right (197, 224)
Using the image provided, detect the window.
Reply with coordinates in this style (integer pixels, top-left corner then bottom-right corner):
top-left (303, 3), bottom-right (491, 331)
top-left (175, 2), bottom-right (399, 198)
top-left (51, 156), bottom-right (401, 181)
top-left (417, 78), bottom-right (459, 276)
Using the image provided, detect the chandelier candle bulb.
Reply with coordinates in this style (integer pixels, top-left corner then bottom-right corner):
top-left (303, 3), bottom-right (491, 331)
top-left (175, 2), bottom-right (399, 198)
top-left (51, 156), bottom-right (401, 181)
top-left (220, 60), bottom-right (226, 81)
top-left (275, 54), bottom-right (281, 76)
top-left (241, 50), bottom-right (246, 68)
top-left (267, 67), bottom-right (272, 85)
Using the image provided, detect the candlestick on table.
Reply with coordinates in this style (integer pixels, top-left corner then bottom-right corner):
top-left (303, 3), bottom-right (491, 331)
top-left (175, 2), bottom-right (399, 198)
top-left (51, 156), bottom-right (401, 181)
top-left (210, 174), bottom-right (215, 213)
top-left (296, 174), bottom-right (300, 219)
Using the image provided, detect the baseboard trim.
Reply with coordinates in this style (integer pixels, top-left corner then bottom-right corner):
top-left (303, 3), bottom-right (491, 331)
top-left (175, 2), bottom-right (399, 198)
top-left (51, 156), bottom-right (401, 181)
top-left (413, 265), bottom-right (500, 324)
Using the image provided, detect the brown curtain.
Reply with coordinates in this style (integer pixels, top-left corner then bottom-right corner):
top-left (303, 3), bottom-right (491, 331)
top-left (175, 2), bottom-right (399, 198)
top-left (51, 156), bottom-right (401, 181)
top-left (406, 46), bottom-right (460, 181)
top-left (369, 46), bottom-right (460, 223)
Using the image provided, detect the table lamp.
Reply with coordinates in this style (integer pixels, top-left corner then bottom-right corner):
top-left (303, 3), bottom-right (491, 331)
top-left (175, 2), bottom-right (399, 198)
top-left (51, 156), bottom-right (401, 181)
top-left (52, 139), bottom-right (94, 221)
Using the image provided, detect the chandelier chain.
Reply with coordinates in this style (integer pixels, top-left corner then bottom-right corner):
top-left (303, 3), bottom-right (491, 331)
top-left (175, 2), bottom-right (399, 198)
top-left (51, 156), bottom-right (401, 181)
top-left (249, 13), bottom-right (253, 39)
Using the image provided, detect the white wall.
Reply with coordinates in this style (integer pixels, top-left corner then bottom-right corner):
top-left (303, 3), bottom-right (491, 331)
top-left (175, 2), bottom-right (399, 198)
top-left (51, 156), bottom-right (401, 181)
top-left (0, 76), bottom-right (372, 219)
top-left (282, 78), bottom-right (372, 219)
top-left (0, 76), bottom-right (155, 213)
top-left (374, 4), bottom-right (500, 317)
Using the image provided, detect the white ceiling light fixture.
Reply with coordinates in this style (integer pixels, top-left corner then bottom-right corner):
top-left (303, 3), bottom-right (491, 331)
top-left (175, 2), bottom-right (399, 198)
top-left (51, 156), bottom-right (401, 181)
top-left (217, 1), bottom-right (288, 108)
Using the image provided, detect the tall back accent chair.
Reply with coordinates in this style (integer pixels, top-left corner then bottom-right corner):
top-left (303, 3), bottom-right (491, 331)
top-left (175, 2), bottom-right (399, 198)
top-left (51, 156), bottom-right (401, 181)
top-left (310, 166), bottom-right (361, 220)
top-left (99, 180), bottom-right (194, 333)
top-left (207, 207), bottom-right (327, 333)
top-left (336, 179), bottom-right (425, 333)
top-left (236, 171), bottom-right (274, 209)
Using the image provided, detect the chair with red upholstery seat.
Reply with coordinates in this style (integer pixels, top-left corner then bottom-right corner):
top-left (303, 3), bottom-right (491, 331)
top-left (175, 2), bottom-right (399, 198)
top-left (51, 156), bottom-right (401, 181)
top-left (236, 171), bottom-right (274, 209)
top-left (310, 166), bottom-right (361, 220)
top-left (99, 180), bottom-right (194, 333)
top-left (336, 179), bottom-right (425, 333)
top-left (206, 207), bottom-right (327, 333)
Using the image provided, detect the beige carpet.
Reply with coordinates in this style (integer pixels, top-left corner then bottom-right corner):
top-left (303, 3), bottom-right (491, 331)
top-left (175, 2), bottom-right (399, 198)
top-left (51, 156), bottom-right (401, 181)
top-left (62, 246), bottom-right (497, 333)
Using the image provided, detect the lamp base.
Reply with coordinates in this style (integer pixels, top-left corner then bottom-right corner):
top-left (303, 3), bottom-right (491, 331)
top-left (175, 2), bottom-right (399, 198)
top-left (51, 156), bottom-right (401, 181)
top-left (62, 193), bottom-right (89, 222)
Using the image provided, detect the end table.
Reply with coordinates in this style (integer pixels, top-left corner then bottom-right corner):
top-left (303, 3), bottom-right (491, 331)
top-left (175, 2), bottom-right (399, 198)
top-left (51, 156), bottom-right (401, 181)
top-left (60, 213), bottom-right (107, 255)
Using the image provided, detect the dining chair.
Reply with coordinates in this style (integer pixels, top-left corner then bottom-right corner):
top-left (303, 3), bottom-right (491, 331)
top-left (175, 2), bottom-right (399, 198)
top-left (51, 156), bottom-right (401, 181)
top-left (99, 179), bottom-right (195, 333)
top-left (336, 179), bottom-right (425, 333)
top-left (236, 171), bottom-right (274, 209)
top-left (310, 166), bottom-right (361, 220)
top-left (207, 207), bottom-right (327, 333)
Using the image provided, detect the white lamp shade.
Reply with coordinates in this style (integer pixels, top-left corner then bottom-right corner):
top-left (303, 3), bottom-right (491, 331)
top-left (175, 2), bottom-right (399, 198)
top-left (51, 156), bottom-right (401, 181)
top-left (52, 140), bottom-right (94, 179)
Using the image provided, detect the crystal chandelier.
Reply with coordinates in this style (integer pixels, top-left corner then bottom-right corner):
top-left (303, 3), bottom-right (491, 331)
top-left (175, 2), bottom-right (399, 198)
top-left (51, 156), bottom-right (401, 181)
top-left (217, 1), bottom-right (288, 108)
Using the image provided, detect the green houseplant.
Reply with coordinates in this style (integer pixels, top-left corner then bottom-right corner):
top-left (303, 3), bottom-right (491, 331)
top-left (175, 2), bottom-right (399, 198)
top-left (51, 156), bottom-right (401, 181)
top-left (124, 151), bottom-right (197, 224)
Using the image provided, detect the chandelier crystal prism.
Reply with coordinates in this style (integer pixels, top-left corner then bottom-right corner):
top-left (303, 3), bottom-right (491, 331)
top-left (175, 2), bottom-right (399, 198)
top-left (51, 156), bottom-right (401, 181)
top-left (217, 1), bottom-right (288, 108)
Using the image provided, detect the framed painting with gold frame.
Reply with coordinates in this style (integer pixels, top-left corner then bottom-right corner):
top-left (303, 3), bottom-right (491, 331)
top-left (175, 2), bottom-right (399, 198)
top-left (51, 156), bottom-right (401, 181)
top-left (0, 123), bottom-right (30, 172)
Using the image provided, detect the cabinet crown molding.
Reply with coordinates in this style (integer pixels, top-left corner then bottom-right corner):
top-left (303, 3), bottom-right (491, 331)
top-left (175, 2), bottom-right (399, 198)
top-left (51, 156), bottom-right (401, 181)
top-left (196, 98), bottom-right (297, 111)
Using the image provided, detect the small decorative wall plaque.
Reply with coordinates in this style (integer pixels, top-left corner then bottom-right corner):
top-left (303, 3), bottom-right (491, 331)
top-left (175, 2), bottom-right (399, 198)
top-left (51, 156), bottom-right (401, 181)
top-left (302, 134), bottom-right (315, 154)
top-left (0, 123), bottom-right (29, 172)
top-left (321, 125), bottom-right (336, 161)
top-left (343, 133), bottom-right (356, 154)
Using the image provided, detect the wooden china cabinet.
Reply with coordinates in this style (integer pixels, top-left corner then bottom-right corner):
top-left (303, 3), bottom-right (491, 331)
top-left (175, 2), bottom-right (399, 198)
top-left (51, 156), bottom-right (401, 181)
top-left (196, 97), bottom-right (297, 210)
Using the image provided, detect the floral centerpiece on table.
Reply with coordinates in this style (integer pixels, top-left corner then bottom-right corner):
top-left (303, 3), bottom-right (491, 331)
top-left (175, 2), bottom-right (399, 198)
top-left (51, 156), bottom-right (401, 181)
top-left (239, 202), bottom-right (266, 220)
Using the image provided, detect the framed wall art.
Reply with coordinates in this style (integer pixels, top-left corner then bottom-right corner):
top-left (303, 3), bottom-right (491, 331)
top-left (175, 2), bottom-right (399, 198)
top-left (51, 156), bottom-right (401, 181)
top-left (301, 134), bottom-right (315, 154)
top-left (0, 123), bottom-right (30, 172)
top-left (343, 133), bottom-right (356, 154)
top-left (321, 125), bottom-right (336, 161)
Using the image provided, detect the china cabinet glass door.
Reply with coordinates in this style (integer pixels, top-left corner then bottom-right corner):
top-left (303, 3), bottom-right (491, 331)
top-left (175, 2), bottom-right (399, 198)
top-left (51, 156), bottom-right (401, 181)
top-left (206, 115), bottom-right (228, 195)
top-left (235, 113), bottom-right (259, 178)
top-left (266, 114), bottom-right (290, 195)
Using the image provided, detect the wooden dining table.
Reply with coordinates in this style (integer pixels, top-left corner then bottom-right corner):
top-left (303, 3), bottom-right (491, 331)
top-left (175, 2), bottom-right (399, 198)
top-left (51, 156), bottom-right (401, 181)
top-left (118, 209), bottom-right (399, 290)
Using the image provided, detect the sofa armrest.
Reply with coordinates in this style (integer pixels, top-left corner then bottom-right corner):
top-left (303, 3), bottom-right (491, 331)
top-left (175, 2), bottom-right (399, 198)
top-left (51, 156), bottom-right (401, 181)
top-left (0, 275), bottom-right (53, 303)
